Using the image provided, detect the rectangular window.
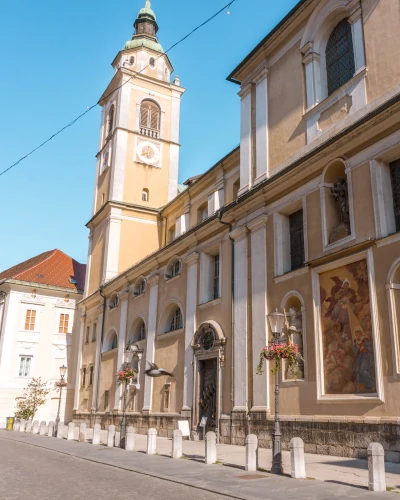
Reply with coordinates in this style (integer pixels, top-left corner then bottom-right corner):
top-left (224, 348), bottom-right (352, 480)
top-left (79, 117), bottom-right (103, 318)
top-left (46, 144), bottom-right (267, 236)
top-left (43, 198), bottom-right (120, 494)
top-left (390, 159), bottom-right (400, 232)
top-left (82, 368), bottom-right (86, 386)
top-left (19, 356), bottom-right (32, 377)
top-left (289, 210), bottom-right (305, 271)
top-left (59, 313), bottom-right (69, 334)
top-left (92, 323), bottom-right (97, 342)
top-left (85, 326), bottom-right (90, 344)
top-left (213, 254), bottom-right (220, 300)
top-left (89, 366), bottom-right (94, 385)
top-left (24, 310), bottom-right (36, 331)
top-left (104, 390), bottom-right (109, 411)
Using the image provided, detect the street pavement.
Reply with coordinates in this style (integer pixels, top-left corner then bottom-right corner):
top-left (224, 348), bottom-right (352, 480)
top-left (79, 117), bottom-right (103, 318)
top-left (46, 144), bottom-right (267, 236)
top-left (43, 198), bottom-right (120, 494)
top-left (0, 430), bottom-right (398, 499)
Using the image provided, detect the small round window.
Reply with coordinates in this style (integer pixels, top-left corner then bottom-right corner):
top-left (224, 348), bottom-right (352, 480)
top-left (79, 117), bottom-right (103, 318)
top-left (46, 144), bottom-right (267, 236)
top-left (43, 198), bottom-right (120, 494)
top-left (149, 57), bottom-right (156, 68)
top-left (202, 329), bottom-right (214, 351)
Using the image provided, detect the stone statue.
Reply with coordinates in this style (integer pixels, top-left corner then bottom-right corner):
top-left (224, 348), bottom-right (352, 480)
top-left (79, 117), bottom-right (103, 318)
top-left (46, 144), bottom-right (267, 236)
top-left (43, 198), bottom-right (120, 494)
top-left (287, 307), bottom-right (304, 380)
top-left (331, 177), bottom-right (350, 225)
top-left (329, 177), bottom-right (350, 243)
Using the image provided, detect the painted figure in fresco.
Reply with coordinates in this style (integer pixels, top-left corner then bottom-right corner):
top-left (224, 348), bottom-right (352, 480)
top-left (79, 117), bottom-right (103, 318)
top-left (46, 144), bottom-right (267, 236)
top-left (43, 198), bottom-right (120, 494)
top-left (352, 328), bottom-right (376, 392)
top-left (325, 277), bottom-right (357, 340)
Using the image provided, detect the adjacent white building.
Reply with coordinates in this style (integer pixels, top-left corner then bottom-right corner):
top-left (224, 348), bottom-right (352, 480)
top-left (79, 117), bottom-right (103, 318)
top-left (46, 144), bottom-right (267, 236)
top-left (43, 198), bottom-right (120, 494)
top-left (0, 249), bottom-right (85, 427)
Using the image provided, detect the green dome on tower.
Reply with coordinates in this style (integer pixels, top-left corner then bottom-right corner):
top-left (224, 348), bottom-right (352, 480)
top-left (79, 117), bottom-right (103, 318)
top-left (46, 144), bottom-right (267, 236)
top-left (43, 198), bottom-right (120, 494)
top-left (124, 0), bottom-right (163, 53)
top-left (138, 0), bottom-right (156, 21)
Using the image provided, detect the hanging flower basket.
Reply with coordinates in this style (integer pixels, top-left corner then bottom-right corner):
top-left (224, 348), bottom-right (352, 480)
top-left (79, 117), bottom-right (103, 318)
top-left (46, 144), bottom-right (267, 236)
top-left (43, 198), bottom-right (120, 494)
top-left (54, 379), bottom-right (68, 389)
top-left (116, 368), bottom-right (137, 383)
top-left (257, 342), bottom-right (301, 377)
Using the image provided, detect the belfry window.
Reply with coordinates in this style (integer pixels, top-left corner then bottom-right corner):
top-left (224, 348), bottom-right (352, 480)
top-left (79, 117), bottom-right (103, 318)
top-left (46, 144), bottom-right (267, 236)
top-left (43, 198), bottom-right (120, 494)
top-left (107, 104), bottom-right (115, 137)
top-left (140, 100), bottom-right (160, 138)
top-left (326, 19), bottom-right (355, 96)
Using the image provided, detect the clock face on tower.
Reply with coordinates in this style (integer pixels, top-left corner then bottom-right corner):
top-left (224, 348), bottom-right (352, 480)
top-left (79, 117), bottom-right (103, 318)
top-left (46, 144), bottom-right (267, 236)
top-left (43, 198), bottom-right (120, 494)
top-left (136, 140), bottom-right (161, 167)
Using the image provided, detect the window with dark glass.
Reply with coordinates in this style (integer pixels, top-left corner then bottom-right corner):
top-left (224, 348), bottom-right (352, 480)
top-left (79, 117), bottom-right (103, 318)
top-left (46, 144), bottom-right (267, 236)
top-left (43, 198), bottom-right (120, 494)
top-left (107, 104), bottom-right (115, 136)
top-left (85, 326), bottom-right (90, 344)
top-left (390, 159), bottom-right (400, 232)
top-left (326, 19), bottom-right (355, 96)
top-left (170, 308), bottom-right (183, 332)
top-left (213, 254), bottom-right (220, 300)
top-left (89, 366), bottom-right (94, 385)
top-left (289, 210), bottom-right (305, 271)
top-left (82, 368), bottom-right (86, 386)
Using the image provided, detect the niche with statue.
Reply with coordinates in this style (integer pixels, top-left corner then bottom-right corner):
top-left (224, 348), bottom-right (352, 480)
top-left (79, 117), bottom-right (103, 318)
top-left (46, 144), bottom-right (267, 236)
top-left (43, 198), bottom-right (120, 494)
top-left (282, 294), bottom-right (305, 380)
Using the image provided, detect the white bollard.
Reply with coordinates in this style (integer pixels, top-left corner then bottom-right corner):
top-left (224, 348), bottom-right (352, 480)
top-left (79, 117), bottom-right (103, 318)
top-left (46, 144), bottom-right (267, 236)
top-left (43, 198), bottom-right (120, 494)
top-left (107, 425), bottom-right (116, 447)
top-left (290, 437), bottom-right (306, 479)
top-left (125, 426), bottom-right (135, 451)
top-left (245, 434), bottom-right (258, 472)
top-left (67, 422), bottom-right (75, 440)
top-left (79, 423), bottom-right (87, 442)
top-left (32, 420), bottom-right (39, 434)
top-left (147, 428), bottom-right (157, 455)
top-left (39, 421), bottom-right (47, 436)
top-left (56, 422), bottom-right (64, 439)
top-left (172, 429), bottom-right (183, 459)
top-left (48, 421), bottom-right (55, 437)
top-left (19, 420), bottom-right (26, 432)
top-left (14, 420), bottom-right (20, 432)
top-left (92, 424), bottom-right (101, 445)
top-left (368, 443), bottom-right (386, 492)
top-left (25, 420), bottom-right (32, 433)
top-left (205, 431), bottom-right (217, 465)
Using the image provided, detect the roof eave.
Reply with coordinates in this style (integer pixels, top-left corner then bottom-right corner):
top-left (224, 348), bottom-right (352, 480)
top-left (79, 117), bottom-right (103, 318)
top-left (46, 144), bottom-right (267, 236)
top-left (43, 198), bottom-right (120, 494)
top-left (226, 0), bottom-right (310, 84)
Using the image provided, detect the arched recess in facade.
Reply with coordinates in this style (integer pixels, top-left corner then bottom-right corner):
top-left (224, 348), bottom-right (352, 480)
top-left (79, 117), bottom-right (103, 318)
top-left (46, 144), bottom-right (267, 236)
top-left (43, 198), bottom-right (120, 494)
top-left (102, 327), bottom-right (118, 353)
top-left (387, 258), bottom-right (400, 375)
top-left (280, 291), bottom-right (307, 381)
top-left (191, 321), bottom-right (226, 441)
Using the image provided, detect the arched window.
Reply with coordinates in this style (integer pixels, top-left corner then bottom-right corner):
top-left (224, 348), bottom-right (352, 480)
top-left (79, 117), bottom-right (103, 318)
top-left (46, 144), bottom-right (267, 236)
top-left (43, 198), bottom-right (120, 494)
top-left (140, 100), bottom-right (161, 138)
top-left (165, 257), bottom-right (181, 280)
top-left (107, 104), bottom-right (115, 137)
top-left (109, 293), bottom-right (119, 310)
top-left (128, 318), bottom-right (146, 343)
top-left (232, 178), bottom-right (240, 200)
top-left (326, 19), bottom-right (355, 96)
top-left (133, 276), bottom-right (146, 296)
top-left (104, 331), bottom-right (118, 352)
top-left (149, 57), bottom-right (156, 68)
top-left (142, 189), bottom-right (149, 202)
top-left (170, 307), bottom-right (183, 332)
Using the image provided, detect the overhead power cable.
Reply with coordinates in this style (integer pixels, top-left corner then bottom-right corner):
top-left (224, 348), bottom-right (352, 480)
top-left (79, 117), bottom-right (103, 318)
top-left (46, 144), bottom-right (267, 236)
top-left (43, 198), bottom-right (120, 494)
top-left (0, 0), bottom-right (237, 178)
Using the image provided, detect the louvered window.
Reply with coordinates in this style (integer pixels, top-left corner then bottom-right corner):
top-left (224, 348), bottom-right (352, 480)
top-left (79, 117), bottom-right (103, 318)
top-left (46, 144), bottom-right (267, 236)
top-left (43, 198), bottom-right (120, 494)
top-left (107, 104), bottom-right (115, 136)
top-left (326, 19), bottom-right (355, 96)
top-left (140, 100), bottom-right (160, 138)
top-left (289, 210), bottom-right (305, 271)
top-left (390, 159), bottom-right (400, 232)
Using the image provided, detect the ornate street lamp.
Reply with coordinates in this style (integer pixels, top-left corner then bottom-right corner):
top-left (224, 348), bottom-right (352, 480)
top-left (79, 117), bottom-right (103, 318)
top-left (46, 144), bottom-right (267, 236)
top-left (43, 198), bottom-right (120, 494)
top-left (54, 364), bottom-right (67, 437)
top-left (119, 343), bottom-right (143, 448)
top-left (267, 309), bottom-right (286, 475)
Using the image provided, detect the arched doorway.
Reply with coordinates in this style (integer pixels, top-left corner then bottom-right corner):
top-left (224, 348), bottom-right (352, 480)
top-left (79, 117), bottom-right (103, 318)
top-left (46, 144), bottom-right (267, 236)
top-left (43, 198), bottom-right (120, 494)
top-left (191, 321), bottom-right (226, 441)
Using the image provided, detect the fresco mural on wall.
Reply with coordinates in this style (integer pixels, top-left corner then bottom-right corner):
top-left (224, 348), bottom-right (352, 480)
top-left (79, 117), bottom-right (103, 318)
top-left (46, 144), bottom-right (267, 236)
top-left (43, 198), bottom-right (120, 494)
top-left (320, 259), bottom-right (376, 394)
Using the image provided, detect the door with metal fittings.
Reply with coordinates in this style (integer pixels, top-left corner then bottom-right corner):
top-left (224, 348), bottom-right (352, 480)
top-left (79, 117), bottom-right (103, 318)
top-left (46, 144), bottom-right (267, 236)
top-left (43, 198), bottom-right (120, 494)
top-left (198, 358), bottom-right (217, 435)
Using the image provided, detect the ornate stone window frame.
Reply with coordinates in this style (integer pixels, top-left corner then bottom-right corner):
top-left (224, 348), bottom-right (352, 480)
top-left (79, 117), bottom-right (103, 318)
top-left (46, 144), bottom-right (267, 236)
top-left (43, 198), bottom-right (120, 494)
top-left (311, 248), bottom-right (384, 403)
top-left (300, 0), bottom-right (367, 144)
top-left (191, 321), bottom-right (226, 441)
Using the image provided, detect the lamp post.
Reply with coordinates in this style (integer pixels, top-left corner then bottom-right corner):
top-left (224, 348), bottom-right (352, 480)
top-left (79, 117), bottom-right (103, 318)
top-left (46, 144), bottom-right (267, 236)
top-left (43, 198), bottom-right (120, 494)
top-left (267, 309), bottom-right (286, 475)
top-left (54, 364), bottom-right (67, 437)
top-left (119, 343), bottom-right (143, 448)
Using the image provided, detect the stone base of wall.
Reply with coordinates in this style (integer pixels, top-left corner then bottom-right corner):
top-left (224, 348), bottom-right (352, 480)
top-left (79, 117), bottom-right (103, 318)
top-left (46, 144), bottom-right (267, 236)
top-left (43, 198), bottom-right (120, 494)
top-left (220, 413), bottom-right (400, 463)
top-left (73, 411), bottom-right (190, 439)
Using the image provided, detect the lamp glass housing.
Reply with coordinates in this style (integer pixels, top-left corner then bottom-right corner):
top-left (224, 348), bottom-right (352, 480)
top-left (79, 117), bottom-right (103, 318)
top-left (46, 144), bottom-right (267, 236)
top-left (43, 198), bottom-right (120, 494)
top-left (268, 309), bottom-right (285, 334)
top-left (59, 365), bottom-right (67, 378)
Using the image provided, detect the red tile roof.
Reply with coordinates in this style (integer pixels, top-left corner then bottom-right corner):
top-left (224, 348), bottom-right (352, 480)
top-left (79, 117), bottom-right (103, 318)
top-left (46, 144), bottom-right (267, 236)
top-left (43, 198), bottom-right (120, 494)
top-left (0, 249), bottom-right (86, 292)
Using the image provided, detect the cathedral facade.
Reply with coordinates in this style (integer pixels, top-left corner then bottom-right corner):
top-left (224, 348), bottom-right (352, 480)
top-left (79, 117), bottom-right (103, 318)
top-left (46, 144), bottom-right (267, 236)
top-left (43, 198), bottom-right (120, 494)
top-left (74, 0), bottom-right (400, 460)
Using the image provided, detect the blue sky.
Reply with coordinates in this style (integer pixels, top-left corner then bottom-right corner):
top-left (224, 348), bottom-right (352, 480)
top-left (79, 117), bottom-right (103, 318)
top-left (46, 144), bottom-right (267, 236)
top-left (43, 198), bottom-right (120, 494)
top-left (0, 0), bottom-right (298, 271)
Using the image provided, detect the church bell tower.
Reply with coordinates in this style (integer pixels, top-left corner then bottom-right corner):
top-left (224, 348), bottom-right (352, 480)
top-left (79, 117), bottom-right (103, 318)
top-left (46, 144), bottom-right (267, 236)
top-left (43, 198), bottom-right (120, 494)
top-left (85, 0), bottom-right (185, 296)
